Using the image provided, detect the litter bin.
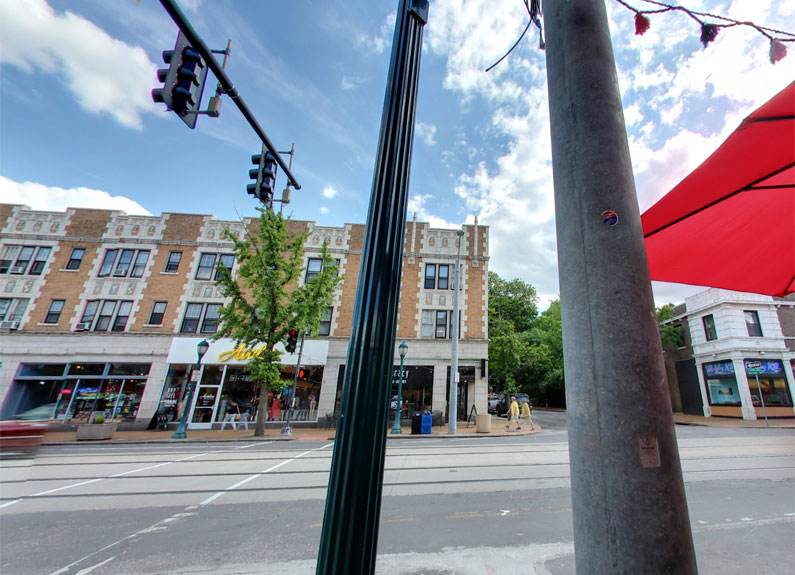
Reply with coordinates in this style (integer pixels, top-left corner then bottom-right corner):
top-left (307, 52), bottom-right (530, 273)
top-left (410, 412), bottom-right (422, 435)
top-left (476, 413), bottom-right (491, 433)
top-left (421, 413), bottom-right (432, 434)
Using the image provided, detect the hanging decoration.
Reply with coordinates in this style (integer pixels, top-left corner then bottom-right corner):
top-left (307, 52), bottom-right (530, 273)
top-left (486, 0), bottom-right (795, 72)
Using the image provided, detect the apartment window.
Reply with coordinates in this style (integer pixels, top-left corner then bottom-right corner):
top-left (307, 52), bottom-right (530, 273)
top-left (319, 307), bottom-right (333, 336)
top-left (435, 310), bottom-right (448, 338)
top-left (196, 253), bottom-right (234, 281)
top-left (425, 264), bottom-right (436, 289)
top-left (66, 248), bottom-right (86, 270)
top-left (438, 265), bottom-right (449, 290)
top-left (0, 245), bottom-right (51, 275)
top-left (703, 314), bottom-right (717, 341)
top-left (744, 310), bottom-right (763, 337)
top-left (80, 300), bottom-right (133, 332)
top-left (148, 301), bottom-right (167, 325)
top-left (305, 258), bottom-right (323, 283)
top-left (164, 251), bottom-right (182, 273)
top-left (44, 300), bottom-right (65, 324)
top-left (422, 311), bottom-right (434, 338)
top-left (181, 303), bottom-right (222, 334)
top-left (201, 304), bottom-right (222, 334)
top-left (97, 249), bottom-right (149, 278)
top-left (0, 298), bottom-right (29, 322)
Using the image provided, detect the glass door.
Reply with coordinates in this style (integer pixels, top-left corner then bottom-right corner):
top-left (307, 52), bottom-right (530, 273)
top-left (188, 365), bottom-right (225, 429)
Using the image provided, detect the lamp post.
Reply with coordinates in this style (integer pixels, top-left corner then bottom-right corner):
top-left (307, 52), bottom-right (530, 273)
top-left (448, 228), bottom-right (464, 435)
top-left (172, 339), bottom-right (209, 439)
top-left (390, 341), bottom-right (408, 434)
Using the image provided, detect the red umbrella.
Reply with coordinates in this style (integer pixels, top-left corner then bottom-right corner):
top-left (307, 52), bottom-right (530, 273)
top-left (642, 82), bottom-right (795, 297)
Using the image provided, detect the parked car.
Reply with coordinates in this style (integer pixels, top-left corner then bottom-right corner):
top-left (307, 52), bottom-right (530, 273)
top-left (488, 397), bottom-right (500, 413)
top-left (496, 393), bottom-right (531, 417)
top-left (0, 403), bottom-right (53, 456)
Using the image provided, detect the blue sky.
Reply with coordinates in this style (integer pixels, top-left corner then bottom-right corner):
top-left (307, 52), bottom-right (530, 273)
top-left (1, 0), bottom-right (793, 308)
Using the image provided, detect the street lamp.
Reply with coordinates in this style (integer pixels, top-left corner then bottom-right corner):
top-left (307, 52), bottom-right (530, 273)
top-left (172, 339), bottom-right (209, 439)
top-left (449, 228), bottom-right (465, 435)
top-left (390, 341), bottom-right (408, 434)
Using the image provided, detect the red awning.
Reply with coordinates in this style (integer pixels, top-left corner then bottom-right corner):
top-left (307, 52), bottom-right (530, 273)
top-left (642, 82), bottom-right (795, 297)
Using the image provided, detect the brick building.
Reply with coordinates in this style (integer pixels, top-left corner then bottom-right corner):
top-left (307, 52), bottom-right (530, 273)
top-left (0, 204), bottom-right (489, 429)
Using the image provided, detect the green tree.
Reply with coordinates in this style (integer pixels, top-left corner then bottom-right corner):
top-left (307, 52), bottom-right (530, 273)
top-left (488, 316), bottom-right (528, 394)
top-left (488, 272), bottom-right (539, 333)
top-left (525, 300), bottom-right (565, 403)
top-left (656, 303), bottom-right (681, 350)
top-left (214, 208), bottom-right (341, 436)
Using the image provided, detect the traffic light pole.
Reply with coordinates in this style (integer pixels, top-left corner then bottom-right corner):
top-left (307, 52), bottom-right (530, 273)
top-left (281, 331), bottom-right (306, 436)
top-left (316, 1), bottom-right (428, 573)
top-left (543, 1), bottom-right (697, 573)
top-left (158, 0), bottom-right (300, 189)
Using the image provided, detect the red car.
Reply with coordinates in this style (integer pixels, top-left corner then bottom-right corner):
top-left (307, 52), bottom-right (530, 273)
top-left (0, 404), bottom-right (52, 456)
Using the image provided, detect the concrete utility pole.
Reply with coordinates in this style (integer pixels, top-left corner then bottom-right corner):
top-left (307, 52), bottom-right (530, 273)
top-left (448, 228), bottom-right (465, 434)
top-left (543, 1), bottom-right (698, 573)
top-left (315, 1), bottom-right (428, 574)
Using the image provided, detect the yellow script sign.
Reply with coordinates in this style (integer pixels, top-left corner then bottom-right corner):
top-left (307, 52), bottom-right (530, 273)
top-left (217, 343), bottom-right (268, 362)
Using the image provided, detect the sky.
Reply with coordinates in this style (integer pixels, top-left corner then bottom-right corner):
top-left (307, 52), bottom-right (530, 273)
top-left (1, 0), bottom-right (793, 309)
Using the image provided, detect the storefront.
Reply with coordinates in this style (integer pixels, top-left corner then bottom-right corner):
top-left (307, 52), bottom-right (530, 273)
top-left (2, 362), bottom-right (151, 422)
top-left (156, 338), bottom-right (329, 429)
top-left (702, 358), bottom-right (793, 418)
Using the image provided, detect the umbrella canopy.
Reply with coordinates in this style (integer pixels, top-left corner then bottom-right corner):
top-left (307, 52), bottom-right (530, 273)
top-left (642, 82), bottom-right (795, 297)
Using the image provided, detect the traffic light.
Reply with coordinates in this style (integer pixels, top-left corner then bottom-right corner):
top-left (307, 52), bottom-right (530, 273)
top-left (285, 329), bottom-right (298, 353)
top-left (151, 31), bottom-right (209, 129)
top-left (246, 145), bottom-right (278, 207)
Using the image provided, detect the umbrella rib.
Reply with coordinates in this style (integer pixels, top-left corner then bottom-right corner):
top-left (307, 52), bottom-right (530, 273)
top-left (644, 162), bottom-right (795, 239)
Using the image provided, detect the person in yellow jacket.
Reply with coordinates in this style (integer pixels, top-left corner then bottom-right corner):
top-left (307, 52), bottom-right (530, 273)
top-left (520, 400), bottom-right (533, 430)
top-left (505, 396), bottom-right (521, 431)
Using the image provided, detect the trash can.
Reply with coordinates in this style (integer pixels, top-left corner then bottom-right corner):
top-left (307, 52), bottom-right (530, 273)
top-left (476, 413), bottom-right (491, 433)
top-left (410, 412), bottom-right (422, 435)
top-left (421, 413), bottom-right (432, 434)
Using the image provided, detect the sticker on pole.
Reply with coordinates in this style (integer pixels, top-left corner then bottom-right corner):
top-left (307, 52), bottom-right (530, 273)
top-left (637, 433), bottom-right (660, 468)
top-left (190, 370), bottom-right (201, 382)
top-left (602, 210), bottom-right (619, 226)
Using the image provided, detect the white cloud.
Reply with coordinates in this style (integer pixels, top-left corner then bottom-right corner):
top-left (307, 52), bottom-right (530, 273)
top-left (320, 206), bottom-right (329, 215)
top-left (415, 122), bottom-right (437, 146)
top-left (356, 11), bottom-right (396, 54)
top-left (0, 176), bottom-right (151, 215)
top-left (0, 0), bottom-right (158, 130)
top-left (341, 75), bottom-right (365, 91)
top-left (322, 186), bottom-right (338, 199)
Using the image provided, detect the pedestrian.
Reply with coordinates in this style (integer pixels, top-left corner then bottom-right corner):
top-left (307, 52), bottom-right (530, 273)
top-left (505, 395), bottom-right (521, 431)
top-left (521, 400), bottom-right (533, 430)
top-left (238, 402), bottom-right (250, 430)
top-left (220, 398), bottom-right (239, 430)
top-left (309, 393), bottom-right (317, 419)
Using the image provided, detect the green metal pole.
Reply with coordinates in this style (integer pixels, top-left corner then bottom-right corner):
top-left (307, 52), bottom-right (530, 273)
top-left (316, 1), bottom-right (427, 573)
top-left (172, 340), bottom-right (208, 439)
top-left (391, 342), bottom-right (407, 435)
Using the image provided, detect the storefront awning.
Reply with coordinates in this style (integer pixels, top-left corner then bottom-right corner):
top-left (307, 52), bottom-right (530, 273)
top-left (167, 337), bottom-right (329, 366)
top-left (642, 81), bottom-right (795, 297)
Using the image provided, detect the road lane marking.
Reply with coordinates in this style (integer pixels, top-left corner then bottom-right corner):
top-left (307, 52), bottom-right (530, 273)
top-left (200, 443), bottom-right (333, 506)
top-left (235, 441), bottom-right (272, 449)
top-left (0, 499), bottom-right (21, 509)
top-left (74, 556), bottom-right (115, 575)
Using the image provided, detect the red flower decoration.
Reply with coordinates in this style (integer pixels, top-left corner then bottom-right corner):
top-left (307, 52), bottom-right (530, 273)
top-left (770, 39), bottom-right (788, 64)
top-left (635, 13), bottom-right (651, 36)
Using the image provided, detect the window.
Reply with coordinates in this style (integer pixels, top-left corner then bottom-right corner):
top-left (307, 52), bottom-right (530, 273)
top-left (164, 251), bottom-right (182, 273)
top-left (181, 303), bottom-right (203, 332)
top-left (66, 248), bottom-right (86, 270)
top-left (196, 253), bottom-right (234, 280)
top-left (98, 249), bottom-right (149, 278)
top-left (29, 247), bottom-right (51, 275)
top-left (436, 310), bottom-right (448, 338)
top-left (305, 258), bottom-right (323, 283)
top-left (422, 311), bottom-right (434, 338)
top-left (424, 264), bottom-right (436, 289)
top-left (703, 314), bottom-right (717, 341)
top-left (148, 301), bottom-right (167, 325)
top-left (44, 300), bottom-right (65, 324)
top-left (744, 310), bottom-right (763, 337)
top-left (201, 304), bottom-right (222, 334)
top-left (0, 245), bottom-right (51, 275)
top-left (319, 307), bottom-right (333, 336)
top-left (80, 300), bottom-right (133, 332)
top-left (0, 298), bottom-right (29, 322)
top-left (181, 303), bottom-right (222, 334)
top-left (437, 265), bottom-right (449, 290)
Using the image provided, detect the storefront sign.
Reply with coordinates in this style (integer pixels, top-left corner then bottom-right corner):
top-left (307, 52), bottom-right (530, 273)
top-left (217, 343), bottom-right (268, 362)
top-left (166, 338), bottom-right (329, 366)
top-left (744, 359), bottom-right (782, 375)
top-left (704, 360), bottom-right (734, 377)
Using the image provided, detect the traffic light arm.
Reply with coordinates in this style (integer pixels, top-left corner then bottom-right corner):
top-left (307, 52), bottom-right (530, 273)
top-left (158, 0), bottom-right (301, 190)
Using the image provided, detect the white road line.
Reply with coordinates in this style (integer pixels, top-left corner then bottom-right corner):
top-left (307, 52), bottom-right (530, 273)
top-left (32, 478), bottom-right (105, 497)
top-left (200, 443), bottom-right (332, 506)
top-left (235, 441), bottom-right (272, 449)
top-left (0, 499), bottom-right (21, 509)
top-left (74, 556), bottom-right (116, 575)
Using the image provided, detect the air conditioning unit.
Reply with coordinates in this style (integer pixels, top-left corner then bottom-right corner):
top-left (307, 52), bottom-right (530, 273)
top-left (75, 322), bottom-right (92, 331)
top-left (0, 320), bottom-right (19, 330)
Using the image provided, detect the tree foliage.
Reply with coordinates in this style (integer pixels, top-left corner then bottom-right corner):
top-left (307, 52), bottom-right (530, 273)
top-left (213, 208), bottom-right (340, 436)
top-left (488, 271), bottom-right (539, 333)
top-left (656, 302), bottom-right (682, 350)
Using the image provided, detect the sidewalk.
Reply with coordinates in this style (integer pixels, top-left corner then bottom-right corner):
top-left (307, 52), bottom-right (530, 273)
top-left (40, 415), bottom-right (541, 445)
top-left (673, 412), bottom-right (795, 428)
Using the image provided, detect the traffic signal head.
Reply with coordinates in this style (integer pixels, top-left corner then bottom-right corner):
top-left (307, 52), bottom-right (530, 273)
top-left (246, 145), bottom-right (278, 208)
top-left (151, 31), bottom-right (208, 129)
top-left (285, 329), bottom-right (298, 353)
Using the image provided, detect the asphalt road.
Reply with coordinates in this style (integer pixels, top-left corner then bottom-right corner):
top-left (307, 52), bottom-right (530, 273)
top-left (1, 415), bottom-right (793, 575)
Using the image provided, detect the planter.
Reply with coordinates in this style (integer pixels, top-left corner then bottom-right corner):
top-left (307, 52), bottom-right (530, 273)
top-left (76, 423), bottom-right (118, 441)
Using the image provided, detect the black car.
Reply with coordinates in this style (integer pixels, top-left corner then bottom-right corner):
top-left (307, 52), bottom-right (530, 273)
top-left (496, 393), bottom-right (531, 417)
